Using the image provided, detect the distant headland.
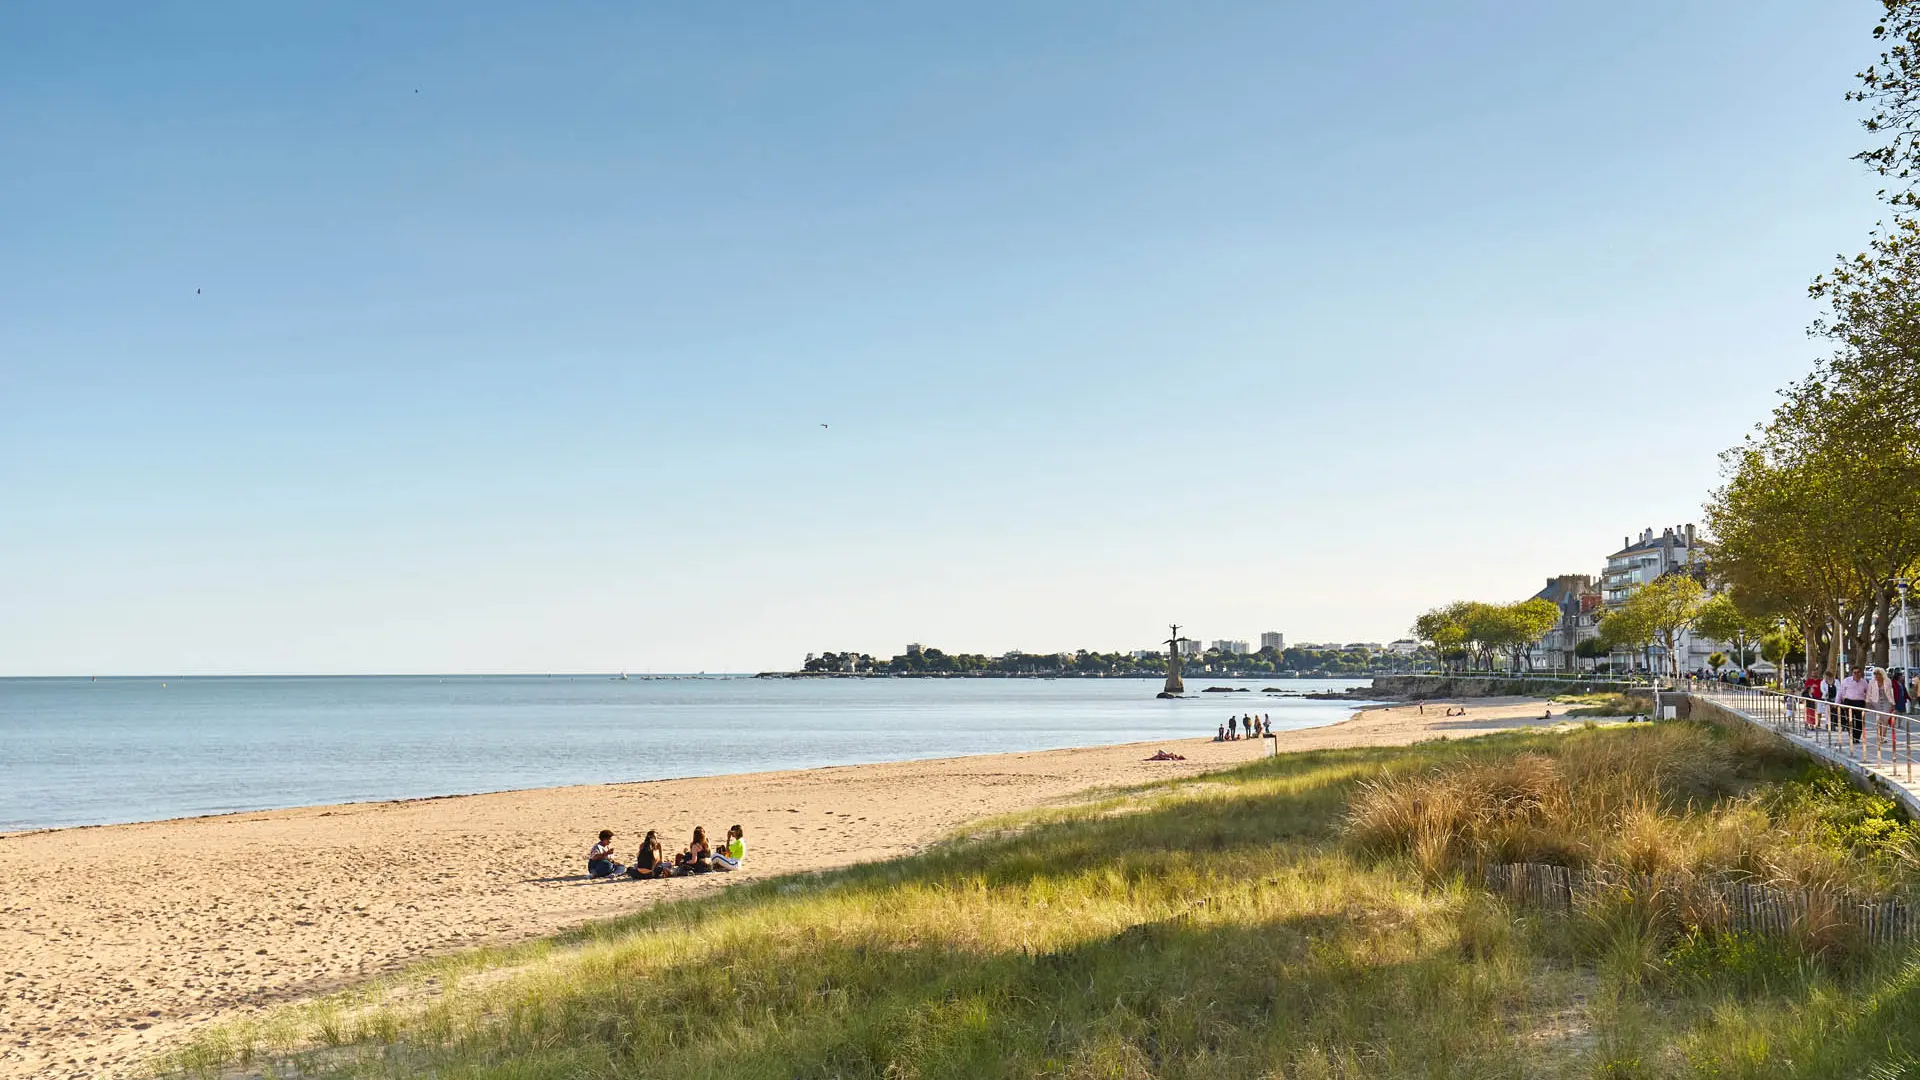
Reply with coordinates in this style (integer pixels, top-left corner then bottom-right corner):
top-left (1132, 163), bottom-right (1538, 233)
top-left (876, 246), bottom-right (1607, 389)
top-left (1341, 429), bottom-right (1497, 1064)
top-left (756, 643), bottom-right (1431, 679)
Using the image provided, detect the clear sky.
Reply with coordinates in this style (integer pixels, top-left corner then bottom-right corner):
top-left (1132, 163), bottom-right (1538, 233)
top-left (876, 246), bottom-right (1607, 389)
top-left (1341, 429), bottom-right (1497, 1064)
top-left (0, 2), bottom-right (1891, 675)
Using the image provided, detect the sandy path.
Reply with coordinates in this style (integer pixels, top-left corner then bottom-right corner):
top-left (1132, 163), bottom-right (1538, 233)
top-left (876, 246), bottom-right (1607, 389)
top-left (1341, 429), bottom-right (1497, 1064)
top-left (0, 696), bottom-right (1562, 1078)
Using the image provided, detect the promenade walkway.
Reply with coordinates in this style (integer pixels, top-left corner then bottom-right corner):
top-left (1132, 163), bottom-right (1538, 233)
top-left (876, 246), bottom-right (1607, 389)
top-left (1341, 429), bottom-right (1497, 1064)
top-left (1685, 682), bottom-right (1920, 817)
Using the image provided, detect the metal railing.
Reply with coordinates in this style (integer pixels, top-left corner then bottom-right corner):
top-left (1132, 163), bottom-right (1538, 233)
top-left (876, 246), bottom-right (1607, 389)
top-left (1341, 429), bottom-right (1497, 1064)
top-left (1687, 681), bottom-right (1917, 782)
top-left (1402, 670), bottom-right (1657, 685)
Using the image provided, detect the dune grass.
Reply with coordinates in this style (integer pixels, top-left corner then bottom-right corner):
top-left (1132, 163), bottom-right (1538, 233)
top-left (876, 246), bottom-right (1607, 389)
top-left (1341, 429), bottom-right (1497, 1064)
top-left (153, 720), bottom-right (1920, 1080)
top-left (1552, 693), bottom-right (1646, 718)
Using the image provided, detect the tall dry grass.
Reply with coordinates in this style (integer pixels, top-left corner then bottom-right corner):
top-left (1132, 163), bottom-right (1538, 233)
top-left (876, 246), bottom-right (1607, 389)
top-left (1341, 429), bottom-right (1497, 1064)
top-left (1346, 720), bottom-right (1916, 958)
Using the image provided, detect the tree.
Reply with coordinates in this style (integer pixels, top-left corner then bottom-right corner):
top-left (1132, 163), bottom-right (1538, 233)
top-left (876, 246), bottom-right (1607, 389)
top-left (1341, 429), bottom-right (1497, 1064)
top-left (1608, 574), bottom-right (1707, 677)
top-left (1573, 636), bottom-right (1608, 671)
top-left (1694, 592), bottom-right (1774, 669)
top-left (1413, 605), bottom-right (1470, 672)
top-left (1849, 0), bottom-right (1920, 207)
top-left (1597, 606), bottom-right (1654, 674)
top-left (1493, 598), bottom-right (1561, 672)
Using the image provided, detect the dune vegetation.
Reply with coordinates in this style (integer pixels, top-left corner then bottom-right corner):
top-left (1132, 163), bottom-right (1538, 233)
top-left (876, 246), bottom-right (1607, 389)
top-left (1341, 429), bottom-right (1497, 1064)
top-left (155, 719), bottom-right (1920, 1080)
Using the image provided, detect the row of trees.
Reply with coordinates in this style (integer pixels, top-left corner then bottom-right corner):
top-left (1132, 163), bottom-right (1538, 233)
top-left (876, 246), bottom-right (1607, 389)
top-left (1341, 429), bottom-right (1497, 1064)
top-left (796, 644), bottom-right (1431, 677)
top-left (1703, 5), bottom-right (1920, 675)
top-left (1411, 599), bottom-right (1560, 672)
top-left (1412, 580), bottom-right (1801, 679)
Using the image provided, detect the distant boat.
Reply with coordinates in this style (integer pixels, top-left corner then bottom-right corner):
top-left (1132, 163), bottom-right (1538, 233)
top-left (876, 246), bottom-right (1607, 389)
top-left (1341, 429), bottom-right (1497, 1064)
top-left (613, 672), bottom-right (629, 680)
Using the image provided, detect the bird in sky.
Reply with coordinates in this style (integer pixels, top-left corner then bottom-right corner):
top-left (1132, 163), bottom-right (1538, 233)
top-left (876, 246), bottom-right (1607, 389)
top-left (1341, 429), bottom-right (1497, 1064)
top-left (820, 423), bottom-right (829, 429)
top-left (196, 288), bottom-right (200, 294)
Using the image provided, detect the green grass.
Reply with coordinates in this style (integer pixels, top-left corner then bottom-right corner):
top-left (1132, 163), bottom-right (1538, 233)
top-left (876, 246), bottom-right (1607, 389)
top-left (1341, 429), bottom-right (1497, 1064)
top-left (1552, 693), bottom-right (1646, 718)
top-left (152, 721), bottom-right (1920, 1080)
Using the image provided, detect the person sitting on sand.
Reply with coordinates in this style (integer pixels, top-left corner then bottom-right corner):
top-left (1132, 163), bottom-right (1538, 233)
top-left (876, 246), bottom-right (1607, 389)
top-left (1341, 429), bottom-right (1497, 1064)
top-left (627, 830), bottom-right (671, 879)
top-left (712, 824), bottom-right (746, 871)
top-left (676, 826), bottom-right (712, 874)
top-left (587, 830), bottom-right (625, 878)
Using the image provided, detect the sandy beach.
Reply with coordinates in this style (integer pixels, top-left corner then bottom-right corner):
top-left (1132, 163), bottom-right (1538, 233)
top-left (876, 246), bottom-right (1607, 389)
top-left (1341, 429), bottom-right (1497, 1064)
top-left (1, 696), bottom-right (1563, 1078)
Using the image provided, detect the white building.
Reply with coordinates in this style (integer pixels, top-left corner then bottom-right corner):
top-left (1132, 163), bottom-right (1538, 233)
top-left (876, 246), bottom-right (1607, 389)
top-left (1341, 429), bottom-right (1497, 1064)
top-left (1600, 524), bottom-right (1724, 672)
top-left (1387, 639), bottom-right (1420, 656)
top-left (1260, 631), bottom-right (1285, 651)
top-left (1180, 638), bottom-right (1206, 657)
top-left (1892, 597), bottom-right (1916, 673)
top-left (1210, 640), bottom-right (1251, 656)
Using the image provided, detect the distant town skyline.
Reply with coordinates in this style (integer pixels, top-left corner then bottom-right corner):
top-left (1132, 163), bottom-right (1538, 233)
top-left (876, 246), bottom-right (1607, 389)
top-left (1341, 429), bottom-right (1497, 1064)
top-left (0, 2), bottom-right (1885, 675)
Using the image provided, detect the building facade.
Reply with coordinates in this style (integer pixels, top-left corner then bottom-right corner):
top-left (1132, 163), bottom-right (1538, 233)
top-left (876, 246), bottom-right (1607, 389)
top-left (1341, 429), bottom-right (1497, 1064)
top-left (1260, 631), bottom-right (1285, 651)
top-left (1527, 574), bottom-right (1601, 670)
top-left (1599, 524), bottom-right (1727, 672)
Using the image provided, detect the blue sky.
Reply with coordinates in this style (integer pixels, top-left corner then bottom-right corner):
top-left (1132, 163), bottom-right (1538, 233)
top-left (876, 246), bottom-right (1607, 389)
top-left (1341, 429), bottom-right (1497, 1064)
top-left (0, 2), bottom-right (1889, 674)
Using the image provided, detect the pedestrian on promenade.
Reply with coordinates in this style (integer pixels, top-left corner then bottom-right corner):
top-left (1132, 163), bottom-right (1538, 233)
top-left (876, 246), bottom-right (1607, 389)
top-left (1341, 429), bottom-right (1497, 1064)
top-left (1868, 668), bottom-right (1897, 748)
top-left (1803, 666), bottom-right (1824, 729)
top-left (1894, 669), bottom-right (1910, 716)
top-left (1838, 665), bottom-right (1871, 746)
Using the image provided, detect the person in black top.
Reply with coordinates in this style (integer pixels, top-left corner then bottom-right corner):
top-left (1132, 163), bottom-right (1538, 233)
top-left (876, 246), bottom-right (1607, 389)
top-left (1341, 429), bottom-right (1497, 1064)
top-left (627, 830), bottom-right (671, 879)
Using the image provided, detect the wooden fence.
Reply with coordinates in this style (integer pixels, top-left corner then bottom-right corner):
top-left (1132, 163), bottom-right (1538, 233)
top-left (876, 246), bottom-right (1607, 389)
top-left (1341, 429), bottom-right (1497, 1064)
top-left (1480, 861), bottom-right (1920, 947)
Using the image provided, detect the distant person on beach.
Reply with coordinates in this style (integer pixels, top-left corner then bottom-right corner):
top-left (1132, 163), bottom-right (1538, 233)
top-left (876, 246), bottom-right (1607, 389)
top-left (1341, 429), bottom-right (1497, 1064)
top-left (1228, 715), bottom-right (1238, 739)
top-left (587, 830), bottom-right (625, 878)
top-left (628, 830), bottom-right (671, 879)
top-left (712, 824), bottom-right (746, 871)
top-left (1216, 724), bottom-right (1226, 742)
top-left (678, 826), bottom-right (712, 873)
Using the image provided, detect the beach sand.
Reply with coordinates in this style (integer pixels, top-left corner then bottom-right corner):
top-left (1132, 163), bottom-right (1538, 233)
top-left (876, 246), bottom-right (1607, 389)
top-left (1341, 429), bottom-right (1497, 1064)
top-left (0, 696), bottom-right (1566, 1078)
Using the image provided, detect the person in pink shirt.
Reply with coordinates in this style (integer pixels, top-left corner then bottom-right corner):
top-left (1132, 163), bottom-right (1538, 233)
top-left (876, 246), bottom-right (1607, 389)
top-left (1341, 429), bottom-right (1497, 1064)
top-left (1837, 665), bottom-right (1870, 746)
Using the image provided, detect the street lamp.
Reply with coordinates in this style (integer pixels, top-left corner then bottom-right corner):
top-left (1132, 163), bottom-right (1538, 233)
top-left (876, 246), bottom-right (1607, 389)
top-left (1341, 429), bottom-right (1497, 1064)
top-left (1898, 578), bottom-right (1914, 677)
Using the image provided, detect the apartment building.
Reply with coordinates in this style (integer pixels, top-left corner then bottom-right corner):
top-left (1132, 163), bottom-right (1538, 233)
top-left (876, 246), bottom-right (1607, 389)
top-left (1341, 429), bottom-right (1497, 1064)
top-left (1599, 524), bottom-right (1724, 672)
top-left (1528, 574), bottom-right (1601, 669)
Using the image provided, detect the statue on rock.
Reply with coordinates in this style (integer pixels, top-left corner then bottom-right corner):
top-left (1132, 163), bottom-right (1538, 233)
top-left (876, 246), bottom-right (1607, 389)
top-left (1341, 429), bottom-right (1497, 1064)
top-left (1159, 624), bottom-right (1189, 698)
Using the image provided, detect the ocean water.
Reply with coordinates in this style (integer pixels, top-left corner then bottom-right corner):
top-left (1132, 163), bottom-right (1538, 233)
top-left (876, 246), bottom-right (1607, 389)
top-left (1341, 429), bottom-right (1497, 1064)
top-left (0, 676), bottom-right (1371, 832)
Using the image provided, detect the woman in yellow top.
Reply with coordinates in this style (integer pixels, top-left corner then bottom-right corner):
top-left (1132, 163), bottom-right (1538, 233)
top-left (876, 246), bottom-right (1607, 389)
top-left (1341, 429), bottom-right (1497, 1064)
top-left (712, 824), bottom-right (746, 871)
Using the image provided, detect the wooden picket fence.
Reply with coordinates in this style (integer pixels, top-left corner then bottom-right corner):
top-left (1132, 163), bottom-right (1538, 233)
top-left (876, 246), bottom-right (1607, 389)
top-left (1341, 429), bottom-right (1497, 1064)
top-left (1481, 861), bottom-right (1920, 947)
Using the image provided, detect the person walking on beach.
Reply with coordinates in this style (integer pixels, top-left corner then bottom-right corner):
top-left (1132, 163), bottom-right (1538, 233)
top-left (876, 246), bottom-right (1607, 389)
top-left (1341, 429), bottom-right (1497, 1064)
top-left (1838, 665), bottom-right (1870, 746)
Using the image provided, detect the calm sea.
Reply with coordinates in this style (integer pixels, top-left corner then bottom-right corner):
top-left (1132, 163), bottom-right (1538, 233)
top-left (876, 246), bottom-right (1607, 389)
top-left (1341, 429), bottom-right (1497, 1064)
top-left (0, 676), bottom-right (1371, 832)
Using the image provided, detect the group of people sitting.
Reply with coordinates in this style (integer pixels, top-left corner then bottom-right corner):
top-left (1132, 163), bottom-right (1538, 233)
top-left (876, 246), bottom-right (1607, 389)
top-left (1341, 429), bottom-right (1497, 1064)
top-left (586, 825), bottom-right (745, 880)
top-left (1214, 713), bottom-right (1272, 741)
